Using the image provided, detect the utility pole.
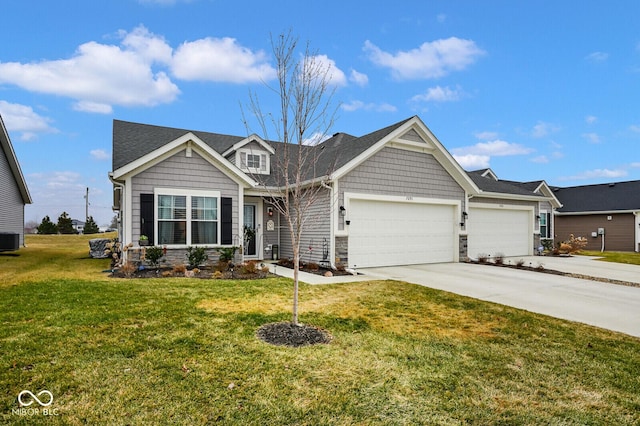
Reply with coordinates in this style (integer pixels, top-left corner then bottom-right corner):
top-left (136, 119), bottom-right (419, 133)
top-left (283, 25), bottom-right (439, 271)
top-left (84, 187), bottom-right (89, 221)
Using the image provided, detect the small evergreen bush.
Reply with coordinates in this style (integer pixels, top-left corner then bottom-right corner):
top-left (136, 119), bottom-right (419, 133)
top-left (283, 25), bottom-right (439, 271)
top-left (186, 246), bottom-right (208, 268)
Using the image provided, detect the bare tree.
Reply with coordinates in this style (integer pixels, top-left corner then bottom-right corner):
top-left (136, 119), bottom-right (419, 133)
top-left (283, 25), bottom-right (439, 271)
top-left (244, 31), bottom-right (338, 325)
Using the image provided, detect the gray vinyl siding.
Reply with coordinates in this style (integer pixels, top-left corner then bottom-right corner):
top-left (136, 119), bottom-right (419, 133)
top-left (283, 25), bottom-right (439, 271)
top-left (399, 128), bottom-right (423, 143)
top-left (261, 203), bottom-right (280, 259)
top-left (0, 146), bottom-right (25, 245)
top-left (338, 147), bottom-right (465, 231)
top-left (131, 150), bottom-right (240, 244)
top-left (469, 197), bottom-right (537, 209)
top-left (278, 187), bottom-right (331, 264)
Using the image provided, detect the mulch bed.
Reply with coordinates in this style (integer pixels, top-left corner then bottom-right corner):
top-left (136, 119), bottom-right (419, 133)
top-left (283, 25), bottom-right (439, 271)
top-left (109, 266), bottom-right (270, 280)
top-left (275, 259), bottom-right (354, 277)
top-left (256, 321), bottom-right (332, 347)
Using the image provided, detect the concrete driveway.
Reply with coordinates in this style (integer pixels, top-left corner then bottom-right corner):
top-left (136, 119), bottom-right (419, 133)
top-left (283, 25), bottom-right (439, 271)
top-left (360, 257), bottom-right (640, 338)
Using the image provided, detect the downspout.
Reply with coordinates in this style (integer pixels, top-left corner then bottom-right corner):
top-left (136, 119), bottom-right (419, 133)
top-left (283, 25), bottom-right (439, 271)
top-left (635, 211), bottom-right (640, 253)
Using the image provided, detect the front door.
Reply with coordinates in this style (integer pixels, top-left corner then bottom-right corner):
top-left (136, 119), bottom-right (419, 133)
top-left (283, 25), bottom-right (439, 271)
top-left (243, 204), bottom-right (257, 256)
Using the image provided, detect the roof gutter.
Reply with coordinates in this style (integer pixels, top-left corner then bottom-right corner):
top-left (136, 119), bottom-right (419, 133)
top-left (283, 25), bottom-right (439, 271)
top-left (555, 209), bottom-right (640, 216)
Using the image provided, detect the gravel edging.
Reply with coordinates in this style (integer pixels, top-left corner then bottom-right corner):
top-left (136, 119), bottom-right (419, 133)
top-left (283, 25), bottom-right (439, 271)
top-left (471, 262), bottom-right (639, 288)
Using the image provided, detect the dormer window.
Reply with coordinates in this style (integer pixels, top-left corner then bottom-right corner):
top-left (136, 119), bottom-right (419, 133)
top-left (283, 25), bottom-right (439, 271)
top-left (239, 149), bottom-right (269, 174)
top-left (246, 153), bottom-right (261, 169)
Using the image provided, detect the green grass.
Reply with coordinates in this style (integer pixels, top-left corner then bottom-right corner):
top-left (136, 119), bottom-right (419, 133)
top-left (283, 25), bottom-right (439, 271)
top-left (1, 235), bottom-right (639, 424)
top-left (579, 250), bottom-right (640, 266)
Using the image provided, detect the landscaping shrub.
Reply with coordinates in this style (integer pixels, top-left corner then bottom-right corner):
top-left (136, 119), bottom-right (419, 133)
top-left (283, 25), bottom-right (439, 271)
top-left (186, 246), bottom-right (208, 268)
top-left (218, 246), bottom-right (238, 262)
top-left (144, 246), bottom-right (164, 267)
top-left (554, 234), bottom-right (588, 255)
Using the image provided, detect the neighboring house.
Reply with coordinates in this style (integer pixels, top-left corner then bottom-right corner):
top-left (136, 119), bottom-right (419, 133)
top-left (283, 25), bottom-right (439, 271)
top-left (466, 169), bottom-right (562, 258)
top-left (553, 181), bottom-right (640, 252)
top-left (109, 116), bottom-right (560, 268)
top-left (0, 113), bottom-right (32, 250)
top-left (72, 219), bottom-right (85, 234)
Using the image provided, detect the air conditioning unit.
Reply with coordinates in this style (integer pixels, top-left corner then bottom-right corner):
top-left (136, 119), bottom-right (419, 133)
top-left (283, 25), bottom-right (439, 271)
top-left (0, 233), bottom-right (20, 252)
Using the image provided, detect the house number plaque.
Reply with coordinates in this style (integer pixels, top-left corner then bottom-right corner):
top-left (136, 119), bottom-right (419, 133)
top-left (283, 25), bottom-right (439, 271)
top-left (267, 220), bottom-right (275, 231)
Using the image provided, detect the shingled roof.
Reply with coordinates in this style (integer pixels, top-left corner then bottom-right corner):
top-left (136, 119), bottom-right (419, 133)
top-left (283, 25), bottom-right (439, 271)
top-left (553, 180), bottom-right (640, 212)
top-left (467, 170), bottom-right (545, 197)
top-left (112, 120), bottom-right (245, 171)
top-left (113, 116), bottom-right (415, 183)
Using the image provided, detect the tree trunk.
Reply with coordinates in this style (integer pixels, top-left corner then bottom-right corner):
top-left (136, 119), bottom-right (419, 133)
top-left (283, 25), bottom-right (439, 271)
top-left (292, 245), bottom-right (299, 325)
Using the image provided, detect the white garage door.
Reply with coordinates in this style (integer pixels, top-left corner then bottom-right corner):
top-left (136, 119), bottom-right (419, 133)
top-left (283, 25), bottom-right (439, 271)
top-left (467, 207), bottom-right (532, 258)
top-left (348, 199), bottom-right (456, 268)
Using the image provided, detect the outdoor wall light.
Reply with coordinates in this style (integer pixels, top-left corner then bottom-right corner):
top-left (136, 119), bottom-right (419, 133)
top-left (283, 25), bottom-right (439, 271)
top-left (267, 207), bottom-right (274, 217)
top-left (339, 205), bottom-right (346, 216)
top-left (462, 212), bottom-right (468, 218)
top-left (536, 214), bottom-right (541, 220)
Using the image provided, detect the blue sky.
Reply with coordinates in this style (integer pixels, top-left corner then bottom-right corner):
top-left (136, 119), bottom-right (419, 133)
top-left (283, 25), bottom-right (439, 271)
top-left (2, 0), bottom-right (639, 227)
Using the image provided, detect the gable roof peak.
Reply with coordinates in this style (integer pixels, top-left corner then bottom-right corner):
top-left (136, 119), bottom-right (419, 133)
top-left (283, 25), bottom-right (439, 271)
top-left (0, 114), bottom-right (32, 204)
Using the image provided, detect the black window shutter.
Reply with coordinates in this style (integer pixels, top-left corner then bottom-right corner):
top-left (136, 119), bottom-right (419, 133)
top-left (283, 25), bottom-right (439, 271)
top-left (140, 193), bottom-right (155, 245)
top-left (221, 197), bottom-right (233, 245)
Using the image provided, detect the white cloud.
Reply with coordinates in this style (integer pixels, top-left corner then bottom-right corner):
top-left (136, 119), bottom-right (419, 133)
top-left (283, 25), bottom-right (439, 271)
top-left (582, 132), bottom-right (601, 144)
top-left (0, 26), bottom-right (180, 113)
top-left (631, 162), bottom-right (640, 168)
top-left (453, 154), bottom-right (490, 170)
top-left (585, 51), bottom-right (608, 62)
top-left (531, 155), bottom-right (549, 164)
top-left (120, 26), bottom-right (173, 65)
top-left (452, 140), bottom-right (534, 157)
top-left (630, 125), bottom-right (640, 133)
top-left (349, 69), bottom-right (368, 86)
top-left (585, 115), bottom-right (597, 124)
top-left (363, 37), bottom-right (485, 80)
top-left (302, 132), bottom-right (331, 146)
top-left (73, 101), bottom-right (113, 114)
top-left (90, 149), bottom-right (110, 160)
top-left (172, 37), bottom-right (276, 83)
top-left (474, 131), bottom-right (498, 140)
top-left (436, 14), bottom-right (447, 23)
top-left (560, 168), bottom-right (627, 181)
top-left (0, 100), bottom-right (58, 140)
top-left (531, 121), bottom-right (560, 138)
top-left (341, 100), bottom-right (397, 112)
top-left (411, 85), bottom-right (464, 102)
top-left (308, 55), bottom-right (347, 86)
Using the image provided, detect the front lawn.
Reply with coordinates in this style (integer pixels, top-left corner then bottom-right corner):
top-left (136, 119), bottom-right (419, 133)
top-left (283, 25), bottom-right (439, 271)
top-left (579, 250), bottom-right (640, 266)
top-left (1, 235), bottom-right (639, 424)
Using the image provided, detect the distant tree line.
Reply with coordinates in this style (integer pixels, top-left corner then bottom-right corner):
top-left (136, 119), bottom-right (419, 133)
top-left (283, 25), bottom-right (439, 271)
top-left (35, 212), bottom-right (101, 235)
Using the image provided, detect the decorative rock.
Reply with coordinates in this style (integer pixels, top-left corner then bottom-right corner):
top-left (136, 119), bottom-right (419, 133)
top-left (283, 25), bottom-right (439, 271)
top-left (324, 270), bottom-right (333, 277)
top-left (89, 238), bottom-right (110, 259)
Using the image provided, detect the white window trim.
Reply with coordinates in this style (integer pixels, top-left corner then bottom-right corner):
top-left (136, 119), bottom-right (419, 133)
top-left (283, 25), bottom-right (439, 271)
top-left (237, 149), bottom-right (270, 175)
top-left (539, 209), bottom-right (551, 239)
top-left (154, 188), bottom-right (221, 247)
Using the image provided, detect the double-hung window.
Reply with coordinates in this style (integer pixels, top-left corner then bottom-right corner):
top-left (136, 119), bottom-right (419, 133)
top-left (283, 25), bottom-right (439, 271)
top-left (539, 211), bottom-right (551, 239)
top-left (156, 189), bottom-right (219, 245)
